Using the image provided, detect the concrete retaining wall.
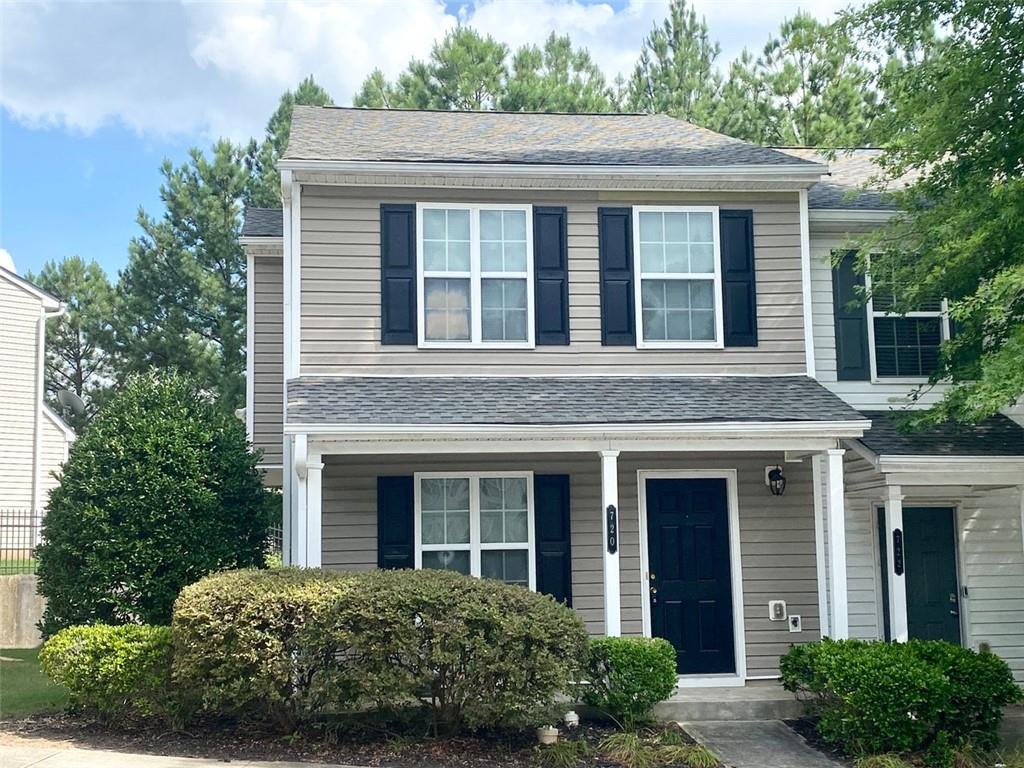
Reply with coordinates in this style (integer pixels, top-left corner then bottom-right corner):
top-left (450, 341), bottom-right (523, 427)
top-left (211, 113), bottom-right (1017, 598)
top-left (0, 574), bottom-right (44, 648)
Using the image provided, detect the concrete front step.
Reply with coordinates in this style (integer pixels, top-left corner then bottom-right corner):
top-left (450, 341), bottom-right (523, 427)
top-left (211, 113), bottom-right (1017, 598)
top-left (654, 683), bottom-right (806, 722)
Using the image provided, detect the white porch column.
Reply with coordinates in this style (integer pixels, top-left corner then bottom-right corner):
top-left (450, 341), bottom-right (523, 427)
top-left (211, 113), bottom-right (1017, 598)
top-left (294, 433), bottom-right (308, 566)
top-left (885, 484), bottom-right (909, 642)
top-left (825, 448), bottom-right (849, 639)
top-left (283, 436), bottom-right (295, 566)
top-left (600, 450), bottom-right (622, 637)
top-left (306, 451), bottom-right (324, 568)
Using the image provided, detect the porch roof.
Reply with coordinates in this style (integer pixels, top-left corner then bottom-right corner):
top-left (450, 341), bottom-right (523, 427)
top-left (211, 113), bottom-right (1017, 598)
top-left (286, 375), bottom-right (863, 428)
top-left (859, 411), bottom-right (1024, 457)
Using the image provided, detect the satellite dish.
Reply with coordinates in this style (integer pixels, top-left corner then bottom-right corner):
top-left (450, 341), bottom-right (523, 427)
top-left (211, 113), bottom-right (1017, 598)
top-left (57, 389), bottom-right (86, 416)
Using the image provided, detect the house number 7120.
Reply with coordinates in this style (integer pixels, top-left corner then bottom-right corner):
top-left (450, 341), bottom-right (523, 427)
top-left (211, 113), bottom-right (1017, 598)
top-left (606, 504), bottom-right (618, 554)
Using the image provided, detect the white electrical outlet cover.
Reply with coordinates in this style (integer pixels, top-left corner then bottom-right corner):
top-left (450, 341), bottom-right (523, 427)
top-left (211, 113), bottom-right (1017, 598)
top-left (788, 615), bottom-right (802, 633)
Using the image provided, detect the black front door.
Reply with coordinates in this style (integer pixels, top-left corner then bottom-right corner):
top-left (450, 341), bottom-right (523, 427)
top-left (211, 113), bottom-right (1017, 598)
top-left (904, 507), bottom-right (961, 644)
top-left (646, 478), bottom-right (735, 675)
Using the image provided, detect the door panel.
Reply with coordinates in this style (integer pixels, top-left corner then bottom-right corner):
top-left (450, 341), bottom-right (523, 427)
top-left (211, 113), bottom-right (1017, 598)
top-left (646, 478), bottom-right (735, 675)
top-left (904, 507), bottom-right (961, 644)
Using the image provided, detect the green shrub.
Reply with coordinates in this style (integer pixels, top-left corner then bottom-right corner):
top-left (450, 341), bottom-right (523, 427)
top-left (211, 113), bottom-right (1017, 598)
top-left (315, 568), bottom-right (589, 732)
top-left (780, 639), bottom-right (1021, 757)
top-left (171, 568), bottom-right (353, 729)
top-left (581, 637), bottom-right (677, 725)
top-left (39, 623), bottom-right (172, 718)
top-left (36, 372), bottom-right (273, 635)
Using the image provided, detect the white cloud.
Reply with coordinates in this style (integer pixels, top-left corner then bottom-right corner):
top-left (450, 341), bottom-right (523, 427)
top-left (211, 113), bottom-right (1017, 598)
top-left (0, 0), bottom-right (851, 143)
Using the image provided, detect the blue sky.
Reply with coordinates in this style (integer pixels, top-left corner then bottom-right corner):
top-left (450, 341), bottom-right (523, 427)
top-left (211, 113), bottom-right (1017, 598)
top-left (0, 0), bottom-right (849, 278)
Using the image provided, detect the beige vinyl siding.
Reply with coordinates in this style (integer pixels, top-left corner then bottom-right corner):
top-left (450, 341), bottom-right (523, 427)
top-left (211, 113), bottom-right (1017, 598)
top-left (321, 451), bottom-right (819, 678)
top-left (253, 254), bottom-right (283, 468)
top-left (0, 279), bottom-right (43, 509)
top-left (300, 186), bottom-right (807, 375)
top-left (39, 412), bottom-right (69, 500)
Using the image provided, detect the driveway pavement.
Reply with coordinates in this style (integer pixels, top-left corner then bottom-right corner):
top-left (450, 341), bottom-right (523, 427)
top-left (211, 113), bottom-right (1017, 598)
top-left (1, 744), bottom-right (362, 768)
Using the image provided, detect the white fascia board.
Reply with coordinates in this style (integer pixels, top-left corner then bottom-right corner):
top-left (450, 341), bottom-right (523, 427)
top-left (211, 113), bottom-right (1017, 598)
top-left (240, 236), bottom-right (283, 247)
top-left (877, 455), bottom-right (1024, 472)
top-left (277, 158), bottom-right (827, 181)
top-left (285, 419), bottom-right (871, 439)
top-left (808, 209), bottom-right (896, 224)
top-left (0, 267), bottom-right (63, 310)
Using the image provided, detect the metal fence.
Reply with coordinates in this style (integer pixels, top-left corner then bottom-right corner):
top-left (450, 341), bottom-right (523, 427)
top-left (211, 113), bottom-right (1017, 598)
top-left (266, 521), bottom-right (283, 562)
top-left (0, 508), bottom-right (41, 575)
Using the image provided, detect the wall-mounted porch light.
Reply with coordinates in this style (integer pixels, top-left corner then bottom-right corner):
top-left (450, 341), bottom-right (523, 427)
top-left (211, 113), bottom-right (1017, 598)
top-left (767, 465), bottom-right (787, 496)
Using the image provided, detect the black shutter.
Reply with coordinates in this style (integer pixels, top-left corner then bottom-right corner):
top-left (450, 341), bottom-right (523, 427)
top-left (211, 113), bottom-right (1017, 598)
top-left (380, 204), bottom-right (416, 345)
top-left (534, 474), bottom-right (572, 605)
top-left (533, 207), bottom-right (570, 345)
top-left (377, 475), bottom-right (414, 569)
top-left (832, 251), bottom-right (871, 381)
top-left (598, 207), bottom-right (635, 345)
top-left (720, 209), bottom-right (758, 347)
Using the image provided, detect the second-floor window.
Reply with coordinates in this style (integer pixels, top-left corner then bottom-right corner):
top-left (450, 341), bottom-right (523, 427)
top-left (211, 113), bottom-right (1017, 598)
top-left (633, 206), bottom-right (724, 349)
top-left (867, 269), bottom-right (948, 380)
top-left (417, 203), bottom-right (534, 348)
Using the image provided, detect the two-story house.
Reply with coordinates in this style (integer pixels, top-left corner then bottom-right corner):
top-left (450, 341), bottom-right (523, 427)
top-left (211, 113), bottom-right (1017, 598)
top-left (241, 107), bottom-right (1024, 688)
top-left (0, 262), bottom-right (73, 524)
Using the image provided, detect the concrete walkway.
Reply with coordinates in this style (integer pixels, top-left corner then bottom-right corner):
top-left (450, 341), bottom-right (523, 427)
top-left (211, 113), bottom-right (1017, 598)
top-left (684, 721), bottom-right (845, 768)
top-left (0, 745), bottom-right (362, 768)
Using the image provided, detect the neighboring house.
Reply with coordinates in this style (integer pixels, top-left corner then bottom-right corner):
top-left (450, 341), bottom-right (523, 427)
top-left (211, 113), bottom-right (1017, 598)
top-left (241, 107), bottom-right (1024, 686)
top-left (0, 265), bottom-right (73, 521)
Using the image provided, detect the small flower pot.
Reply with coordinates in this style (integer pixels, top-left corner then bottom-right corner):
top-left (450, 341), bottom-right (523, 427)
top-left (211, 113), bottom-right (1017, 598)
top-left (536, 726), bottom-right (559, 745)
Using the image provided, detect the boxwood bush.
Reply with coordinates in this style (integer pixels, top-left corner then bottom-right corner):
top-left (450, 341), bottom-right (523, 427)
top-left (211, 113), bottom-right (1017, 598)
top-left (39, 623), bottom-right (173, 719)
top-left (313, 568), bottom-right (589, 732)
top-left (172, 568), bottom-right (587, 733)
top-left (172, 568), bottom-right (354, 730)
top-left (780, 639), bottom-right (1021, 757)
top-left (580, 636), bottom-right (678, 725)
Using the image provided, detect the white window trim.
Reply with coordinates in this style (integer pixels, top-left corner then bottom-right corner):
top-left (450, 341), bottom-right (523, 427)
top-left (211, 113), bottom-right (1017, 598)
top-left (413, 470), bottom-right (536, 590)
top-left (416, 203), bottom-right (535, 350)
top-left (865, 267), bottom-right (950, 384)
top-left (632, 205), bottom-right (725, 350)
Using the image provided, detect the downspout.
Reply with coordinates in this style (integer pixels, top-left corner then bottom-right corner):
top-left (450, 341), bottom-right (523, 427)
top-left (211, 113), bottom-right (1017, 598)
top-left (32, 303), bottom-right (65, 515)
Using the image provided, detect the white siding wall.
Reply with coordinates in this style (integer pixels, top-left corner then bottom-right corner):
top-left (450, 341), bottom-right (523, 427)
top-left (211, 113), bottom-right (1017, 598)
top-left (0, 279), bottom-right (43, 508)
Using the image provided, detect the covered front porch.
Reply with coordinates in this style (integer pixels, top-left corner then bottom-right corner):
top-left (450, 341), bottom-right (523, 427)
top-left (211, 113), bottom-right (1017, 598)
top-left (282, 374), bottom-right (870, 687)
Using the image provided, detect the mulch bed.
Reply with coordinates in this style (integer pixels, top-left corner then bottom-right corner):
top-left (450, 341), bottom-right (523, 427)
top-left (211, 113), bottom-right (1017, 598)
top-left (0, 713), bottom-right (697, 767)
top-left (784, 717), bottom-right (852, 766)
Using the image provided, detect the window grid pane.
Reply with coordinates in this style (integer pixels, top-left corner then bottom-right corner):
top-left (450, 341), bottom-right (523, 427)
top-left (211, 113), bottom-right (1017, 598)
top-left (420, 478), bottom-right (470, 546)
top-left (480, 209), bottom-right (528, 273)
top-left (481, 279), bottom-right (528, 342)
top-left (424, 278), bottom-right (471, 341)
top-left (641, 278), bottom-right (715, 341)
top-left (479, 477), bottom-right (529, 544)
top-left (481, 550), bottom-right (529, 587)
top-left (873, 317), bottom-right (942, 377)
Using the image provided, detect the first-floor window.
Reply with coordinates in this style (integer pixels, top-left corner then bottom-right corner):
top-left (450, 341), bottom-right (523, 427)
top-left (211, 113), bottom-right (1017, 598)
top-left (416, 472), bottom-right (534, 589)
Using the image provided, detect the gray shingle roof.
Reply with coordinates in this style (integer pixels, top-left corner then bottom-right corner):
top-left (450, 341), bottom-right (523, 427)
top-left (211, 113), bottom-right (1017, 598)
top-left (287, 375), bottom-right (864, 426)
top-left (241, 207), bottom-right (283, 238)
top-left (776, 148), bottom-right (921, 210)
top-left (859, 411), bottom-right (1024, 457)
top-left (283, 107), bottom-right (822, 168)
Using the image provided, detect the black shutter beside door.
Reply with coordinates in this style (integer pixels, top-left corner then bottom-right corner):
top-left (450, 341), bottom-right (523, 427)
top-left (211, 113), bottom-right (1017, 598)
top-left (832, 251), bottom-right (871, 381)
top-left (598, 207), bottom-right (635, 346)
top-left (720, 209), bottom-right (758, 347)
top-left (377, 475), bottom-right (414, 569)
top-left (380, 204), bottom-right (417, 345)
top-left (534, 474), bottom-right (572, 605)
top-left (533, 207), bottom-right (570, 345)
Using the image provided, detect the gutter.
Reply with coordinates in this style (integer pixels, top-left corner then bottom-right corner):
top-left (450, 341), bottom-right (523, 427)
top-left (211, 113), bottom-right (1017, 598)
top-left (276, 157), bottom-right (828, 181)
top-left (32, 302), bottom-right (66, 516)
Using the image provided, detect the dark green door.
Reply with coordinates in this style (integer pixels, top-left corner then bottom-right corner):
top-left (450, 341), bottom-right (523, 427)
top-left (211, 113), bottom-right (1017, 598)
top-left (904, 507), bottom-right (961, 644)
top-left (646, 478), bottom-right (734, 675)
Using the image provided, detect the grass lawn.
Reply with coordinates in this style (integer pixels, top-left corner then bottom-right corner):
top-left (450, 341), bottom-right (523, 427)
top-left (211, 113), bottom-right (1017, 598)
top-left (0, 559), bottom-right (37, 575)
top-left (0, 647), bottom-right (67, 719)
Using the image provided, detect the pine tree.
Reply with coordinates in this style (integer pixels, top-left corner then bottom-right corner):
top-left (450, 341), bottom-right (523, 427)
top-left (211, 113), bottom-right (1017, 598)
top-left (500, 33), bottom-right (617, 112)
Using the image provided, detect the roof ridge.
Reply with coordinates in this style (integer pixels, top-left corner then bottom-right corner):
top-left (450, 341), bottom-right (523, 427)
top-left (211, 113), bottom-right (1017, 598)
top-left (296, 104), bottom-right (650, 117)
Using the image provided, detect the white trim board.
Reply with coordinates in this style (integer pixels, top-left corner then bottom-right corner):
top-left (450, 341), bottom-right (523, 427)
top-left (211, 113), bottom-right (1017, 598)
top-left (636, 469), bottom-right (748, 687)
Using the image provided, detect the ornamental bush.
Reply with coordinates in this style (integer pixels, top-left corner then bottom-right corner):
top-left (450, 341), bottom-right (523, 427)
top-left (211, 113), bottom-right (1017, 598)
top-left (171, 568), bottom-right (354, 730)
top-left (39, 623), bottom-right (173, 719)
top-left (580, 636), bottom-right (678, 726)
top-left (315, 568), bottom-right (589, 732)
top-left (36, 371), bottom-right (272, 635)
top-left (780, 639), bottom-right (1021, 758)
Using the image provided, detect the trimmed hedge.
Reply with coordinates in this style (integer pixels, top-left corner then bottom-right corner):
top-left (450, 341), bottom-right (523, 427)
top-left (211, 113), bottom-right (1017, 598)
top-left (172, 568), bottom-right (353, 729)
top-left (780, 639), bottom-right (1021, 757)
top-left (173, 568), bottom-right (588, 732)
top-left (39, 624), bottom-right (173, 719)
top-left (580, 637), bottom-right (678, 725)
top-left (314, 568), bottom-right (589, 731)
